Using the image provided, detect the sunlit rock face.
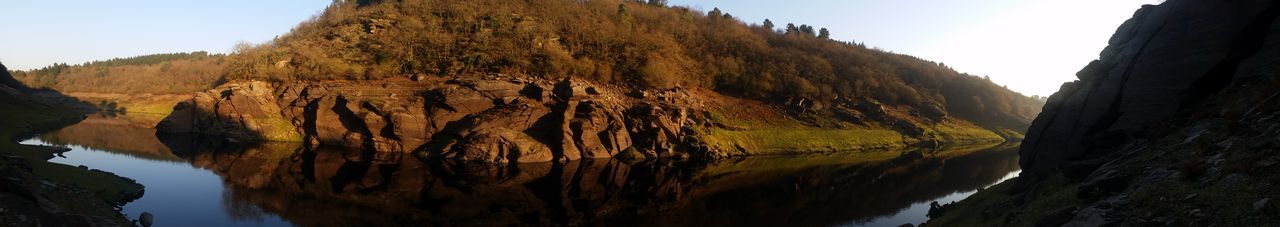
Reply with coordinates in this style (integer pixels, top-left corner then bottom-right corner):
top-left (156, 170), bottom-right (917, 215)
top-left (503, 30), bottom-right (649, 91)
top-left (157, 76), bottom-right (708, 163)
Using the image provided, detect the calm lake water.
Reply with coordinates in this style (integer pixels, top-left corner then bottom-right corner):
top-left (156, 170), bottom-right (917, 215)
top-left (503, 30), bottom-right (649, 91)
top-left (22, 115), bottom-right (1020, 227)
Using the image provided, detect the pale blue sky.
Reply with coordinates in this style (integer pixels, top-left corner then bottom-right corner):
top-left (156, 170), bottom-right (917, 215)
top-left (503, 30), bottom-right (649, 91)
top-left (0, 1), bottom-right (331, 69)
top-left (0, 0), bottom-right (1159, 96)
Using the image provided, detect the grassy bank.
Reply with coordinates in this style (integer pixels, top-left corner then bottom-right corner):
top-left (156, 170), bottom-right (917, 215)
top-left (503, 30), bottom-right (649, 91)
top-left (62, 92), bottom-right (190, 125)
top-left (700, 97), bottom-right (1008, 156)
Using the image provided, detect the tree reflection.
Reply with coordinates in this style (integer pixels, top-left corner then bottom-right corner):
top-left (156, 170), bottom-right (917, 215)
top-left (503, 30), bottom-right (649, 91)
top-left (38, 116), bottom-right (1021, 226)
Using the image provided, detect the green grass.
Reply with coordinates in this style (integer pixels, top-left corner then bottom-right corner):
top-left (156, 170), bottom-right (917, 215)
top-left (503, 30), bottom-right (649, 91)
top-left (705, 127), bottom-right (911, 155)
top-left (257, 117), bottom-right (304, 142)
top-left (702, 105), bottom-right (1007, 156)
top-left (924, 121), bottom-right (1006, 143)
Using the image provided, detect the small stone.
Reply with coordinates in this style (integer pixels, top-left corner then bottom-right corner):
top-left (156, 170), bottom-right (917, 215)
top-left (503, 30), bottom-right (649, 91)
top-left (1188, 209), bottom-right (1205, 217)
top-left (1259, 159), bottom-right (1278, 167)
top-left (1254, 198), bottom-right (1271, 211)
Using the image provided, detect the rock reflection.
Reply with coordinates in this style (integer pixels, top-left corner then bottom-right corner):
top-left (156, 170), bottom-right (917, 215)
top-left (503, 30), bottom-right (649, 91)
top-left (170, 143), bottom-right (1017, 226)
top-left (38, 116), bottom-right (1021, 226)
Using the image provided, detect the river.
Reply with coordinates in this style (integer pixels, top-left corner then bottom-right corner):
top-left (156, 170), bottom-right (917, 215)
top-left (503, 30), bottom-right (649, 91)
top-left (21, 115), bottom-right (1020, 226)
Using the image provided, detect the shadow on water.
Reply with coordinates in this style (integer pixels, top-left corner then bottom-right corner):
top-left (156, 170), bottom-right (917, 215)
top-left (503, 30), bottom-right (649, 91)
top-left (31, 116), bottom-right (1021, 227)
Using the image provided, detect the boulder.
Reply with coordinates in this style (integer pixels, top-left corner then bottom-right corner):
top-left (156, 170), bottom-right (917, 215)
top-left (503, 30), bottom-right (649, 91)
top-left (448, 128), bottom-right (554, 164)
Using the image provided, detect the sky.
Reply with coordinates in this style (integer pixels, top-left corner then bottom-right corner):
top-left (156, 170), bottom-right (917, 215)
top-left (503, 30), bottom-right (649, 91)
top-left (0, 0), bottom-right (1160, 96)
top-left (0, 1), bottom-right (331, 69)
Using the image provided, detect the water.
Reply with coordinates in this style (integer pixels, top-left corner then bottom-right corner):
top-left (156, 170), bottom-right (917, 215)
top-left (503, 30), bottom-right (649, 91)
top-left (22, 115), bottom-right (1021, 226)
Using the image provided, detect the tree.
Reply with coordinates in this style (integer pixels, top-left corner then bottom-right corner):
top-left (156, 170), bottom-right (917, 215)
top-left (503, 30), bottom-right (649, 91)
top-left (818, 28), bottom-right (831, 39)
top-left (799, 25), bottom-right (815, 36)
top-left (785, 23), bottom-right (799, 35)
top-left (646, 0), bottom-right (667, 6)
top-left (618, 4), bottom-right (632, 26)
top-left (708, 7), bottom-right (722, 18)
top-left (763, 19), bottom-right (775, 31)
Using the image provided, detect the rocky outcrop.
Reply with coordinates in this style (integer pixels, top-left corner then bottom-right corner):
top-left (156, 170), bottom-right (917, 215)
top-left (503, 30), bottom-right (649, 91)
top-left (158, 76), bottom-right (706, 163)
top-left (158, 81), bottom-right (302, 142)
top-left (1019, 0), bottom-right (1280, 175)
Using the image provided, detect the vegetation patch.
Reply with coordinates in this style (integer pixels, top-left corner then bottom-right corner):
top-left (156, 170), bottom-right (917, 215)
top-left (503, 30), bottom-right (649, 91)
top-left (925, 174), bottom-right (1082, 227)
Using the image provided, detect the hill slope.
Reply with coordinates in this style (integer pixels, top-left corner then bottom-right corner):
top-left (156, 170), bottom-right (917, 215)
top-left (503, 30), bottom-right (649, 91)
top-left (226, 0), bottom-right (1042, 129)
top-left (0, 62), bottom-right (144, 226)
top-left (10, 52), bottom-right (226, 121)
top-left (156, 0), bottom-right (1042, 162)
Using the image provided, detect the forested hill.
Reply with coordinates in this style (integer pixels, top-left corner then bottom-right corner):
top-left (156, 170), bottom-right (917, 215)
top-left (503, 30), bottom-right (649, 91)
top-left (225, 0), bottom-right (1044, 131)
top-left (12, 51), bottom-right (225, 94)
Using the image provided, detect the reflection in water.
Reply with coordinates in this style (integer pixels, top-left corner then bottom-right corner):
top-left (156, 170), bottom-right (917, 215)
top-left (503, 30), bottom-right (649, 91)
top-left (25, 116), bottom-right (1020, 226)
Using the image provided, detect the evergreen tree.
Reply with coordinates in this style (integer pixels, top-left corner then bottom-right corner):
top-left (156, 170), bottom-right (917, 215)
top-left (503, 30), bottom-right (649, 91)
top-left (799, 25), bottom-right (815, 36)
top-left (818, 28), bottom-right (831, 39)
top-left (618, 4), bottom-right (632, 26)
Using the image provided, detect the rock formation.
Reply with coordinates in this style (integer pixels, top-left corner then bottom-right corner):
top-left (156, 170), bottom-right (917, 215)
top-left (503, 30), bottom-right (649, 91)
top-left (158, 76), bottom-right (706, 163)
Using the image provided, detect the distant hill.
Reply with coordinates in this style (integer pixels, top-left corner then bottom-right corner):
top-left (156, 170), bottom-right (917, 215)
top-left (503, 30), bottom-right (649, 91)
top-left (12, 52), bottom-right (226, 94)
top-left (224, 0), bottom-right (1044, 132)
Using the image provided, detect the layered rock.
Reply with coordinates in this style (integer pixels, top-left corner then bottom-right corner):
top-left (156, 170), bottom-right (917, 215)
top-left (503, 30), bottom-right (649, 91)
top-left (158, 76), bottom-right (705, 163)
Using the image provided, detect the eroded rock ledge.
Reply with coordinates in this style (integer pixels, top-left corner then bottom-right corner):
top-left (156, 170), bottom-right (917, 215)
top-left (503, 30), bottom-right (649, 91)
top-left (158, 76), bottom-right (710, 163)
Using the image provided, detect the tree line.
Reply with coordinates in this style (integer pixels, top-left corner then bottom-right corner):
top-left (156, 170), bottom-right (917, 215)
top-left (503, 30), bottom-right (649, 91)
top-left (11, 52), bottom-right (226, 94)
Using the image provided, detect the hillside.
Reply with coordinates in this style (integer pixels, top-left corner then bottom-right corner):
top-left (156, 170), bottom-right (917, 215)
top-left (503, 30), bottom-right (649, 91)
top-left (928, 1), bottom-right (1280, 226)
top-left (13, 51), bottom-right (225, 95)
top-left (0, 62), bottom-right (144, 226)
top-left (10, 52), bottom-right (225, 121)
top-left (153, 0), bottom-right (1044, 162)
top-left (224, 0), bottom-right (1042, 132)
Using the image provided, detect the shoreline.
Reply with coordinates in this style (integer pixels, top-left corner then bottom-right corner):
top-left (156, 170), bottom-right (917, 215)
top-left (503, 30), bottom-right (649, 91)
top-left (0, 111), bottom-right (146, 226)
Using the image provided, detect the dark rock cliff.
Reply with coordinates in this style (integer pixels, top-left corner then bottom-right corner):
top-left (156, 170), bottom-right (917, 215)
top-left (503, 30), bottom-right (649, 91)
top-left (1021, 0), bottom-right (1280, 177)
top-left (929, 0), bottom-right (1280, 226)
